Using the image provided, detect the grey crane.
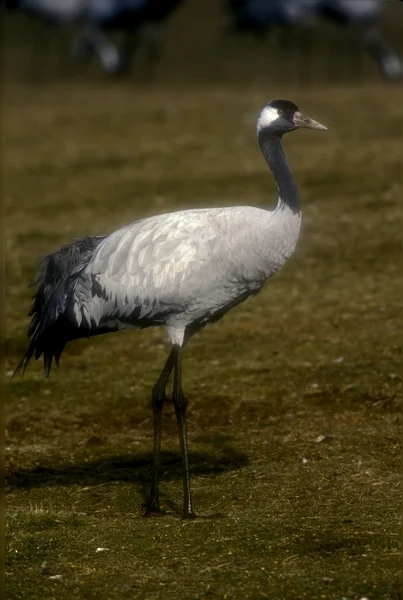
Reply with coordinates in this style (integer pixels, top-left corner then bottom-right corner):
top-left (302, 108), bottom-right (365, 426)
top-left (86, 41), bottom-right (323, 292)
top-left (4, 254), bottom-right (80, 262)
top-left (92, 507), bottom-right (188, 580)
top-left (14, 100), bottom-right (327, 518)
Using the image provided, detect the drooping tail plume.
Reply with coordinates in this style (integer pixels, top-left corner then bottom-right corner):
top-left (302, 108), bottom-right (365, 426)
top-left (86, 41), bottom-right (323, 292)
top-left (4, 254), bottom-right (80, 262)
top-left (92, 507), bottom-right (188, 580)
top-left (13, 236), bottom-right (106, 378)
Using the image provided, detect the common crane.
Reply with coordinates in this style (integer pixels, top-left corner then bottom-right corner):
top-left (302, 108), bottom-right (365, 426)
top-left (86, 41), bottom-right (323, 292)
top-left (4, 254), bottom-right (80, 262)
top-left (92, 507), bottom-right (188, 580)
top-left (15, 100), bottom-right (327, 518)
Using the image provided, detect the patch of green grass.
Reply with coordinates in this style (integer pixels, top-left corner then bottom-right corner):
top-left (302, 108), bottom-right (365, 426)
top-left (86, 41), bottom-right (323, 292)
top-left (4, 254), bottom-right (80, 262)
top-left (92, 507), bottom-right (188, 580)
top-left (4, 47), bottom-right (402, 600)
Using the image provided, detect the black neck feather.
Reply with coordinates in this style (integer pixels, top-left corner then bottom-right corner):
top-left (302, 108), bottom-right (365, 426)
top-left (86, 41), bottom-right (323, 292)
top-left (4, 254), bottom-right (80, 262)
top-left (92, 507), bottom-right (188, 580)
top-left (258, 131), bottom-right (300, 215)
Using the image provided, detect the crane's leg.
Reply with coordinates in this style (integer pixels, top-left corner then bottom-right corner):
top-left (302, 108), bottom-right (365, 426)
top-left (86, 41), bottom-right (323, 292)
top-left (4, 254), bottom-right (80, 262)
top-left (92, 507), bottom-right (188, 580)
top-left (357, 22), bottom-right (402, 81)
top-left (172, 345), bottom-right (196, 519)
top-left (145, 349), bottom-right (175, 515)
top-left (114, 28), bottom-right (140, 76)
top-left (74, 26), bottom-right (121, 75)
top-left (143, 24), bottom-right (164, 75)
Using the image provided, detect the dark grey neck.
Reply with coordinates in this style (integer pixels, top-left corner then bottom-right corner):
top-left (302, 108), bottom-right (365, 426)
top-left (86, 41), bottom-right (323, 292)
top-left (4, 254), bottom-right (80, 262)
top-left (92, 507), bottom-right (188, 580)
top-left (258, 132), bottom-right (300, 215)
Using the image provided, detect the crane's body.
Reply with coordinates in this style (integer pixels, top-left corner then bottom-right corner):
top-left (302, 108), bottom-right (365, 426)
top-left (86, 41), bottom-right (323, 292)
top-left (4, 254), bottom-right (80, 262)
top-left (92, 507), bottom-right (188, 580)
top-left (42, 205), bottom-right (299, 353)
top-left (15, 100), bottom-right (327, 518)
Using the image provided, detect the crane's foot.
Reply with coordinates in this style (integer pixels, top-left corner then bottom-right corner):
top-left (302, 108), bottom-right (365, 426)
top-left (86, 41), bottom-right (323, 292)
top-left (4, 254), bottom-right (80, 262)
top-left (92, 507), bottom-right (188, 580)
top-left (182, 508), bottom-right (197, 520)
top-left (182, 511), bottom-right (198, 521)
top-left (144, 497), bottom-right (164, 517)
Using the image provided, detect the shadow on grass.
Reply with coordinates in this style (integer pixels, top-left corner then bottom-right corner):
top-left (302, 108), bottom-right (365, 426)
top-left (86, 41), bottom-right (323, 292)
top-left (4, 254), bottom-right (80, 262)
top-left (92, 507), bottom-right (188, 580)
top-left (6, 447), bottom-right (249, 503)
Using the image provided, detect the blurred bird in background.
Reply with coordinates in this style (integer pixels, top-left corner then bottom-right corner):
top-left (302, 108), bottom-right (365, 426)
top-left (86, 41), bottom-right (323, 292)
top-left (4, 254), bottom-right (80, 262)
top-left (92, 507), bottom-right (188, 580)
top-left (3, 0), bottom-right (401, 80)
top-left (3, 0), bottom-right (183, 74)
top-left (227, 0), bottom-right (402, 80)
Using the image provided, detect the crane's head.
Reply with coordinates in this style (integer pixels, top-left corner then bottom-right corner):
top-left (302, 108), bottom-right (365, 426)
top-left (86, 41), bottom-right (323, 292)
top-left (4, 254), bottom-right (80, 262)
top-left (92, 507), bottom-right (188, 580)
top-left (257, 100), bottom-right (327, 137)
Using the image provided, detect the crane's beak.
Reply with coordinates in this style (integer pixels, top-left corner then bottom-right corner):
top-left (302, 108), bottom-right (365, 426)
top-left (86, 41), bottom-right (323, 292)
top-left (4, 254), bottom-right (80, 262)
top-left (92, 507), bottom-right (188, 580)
top-left (293, 111), bottom-right (328, 131)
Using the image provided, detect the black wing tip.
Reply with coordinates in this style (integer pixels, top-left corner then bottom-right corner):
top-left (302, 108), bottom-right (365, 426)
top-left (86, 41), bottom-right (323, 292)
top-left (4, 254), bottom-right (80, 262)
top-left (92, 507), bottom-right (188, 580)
top-left (10, 355), bottom-right (29, 381)
top-left (44, 356), bottom-right (52, 378)
top-left (12, 235), bottom-right (104, 383)
top-left (11, 353), bottom-right (56, 380)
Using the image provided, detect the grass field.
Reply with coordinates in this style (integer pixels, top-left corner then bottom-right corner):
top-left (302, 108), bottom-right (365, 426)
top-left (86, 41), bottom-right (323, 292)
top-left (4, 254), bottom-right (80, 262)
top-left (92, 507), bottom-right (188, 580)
top-left (4, 7), bottom-right (403, 597)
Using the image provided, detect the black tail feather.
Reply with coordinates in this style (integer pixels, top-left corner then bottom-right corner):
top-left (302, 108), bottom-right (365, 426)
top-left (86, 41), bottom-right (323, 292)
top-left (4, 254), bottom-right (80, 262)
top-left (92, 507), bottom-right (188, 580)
top-left (13, 235), bottom-right (106, 378)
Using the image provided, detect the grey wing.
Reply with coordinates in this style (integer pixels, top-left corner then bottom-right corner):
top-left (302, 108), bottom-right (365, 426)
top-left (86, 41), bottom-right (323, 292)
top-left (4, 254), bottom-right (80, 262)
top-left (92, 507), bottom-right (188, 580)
top-left (70, 213), bottom-right (238, 330)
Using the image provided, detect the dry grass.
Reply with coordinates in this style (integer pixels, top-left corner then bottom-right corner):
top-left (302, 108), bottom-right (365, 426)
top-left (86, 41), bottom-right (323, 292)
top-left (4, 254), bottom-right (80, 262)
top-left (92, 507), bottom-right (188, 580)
top-left (4, 7), bottom-right (403, 597)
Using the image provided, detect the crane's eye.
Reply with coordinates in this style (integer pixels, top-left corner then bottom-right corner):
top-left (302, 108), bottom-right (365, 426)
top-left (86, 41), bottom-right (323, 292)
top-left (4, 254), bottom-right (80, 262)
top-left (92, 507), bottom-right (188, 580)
top-left (277, 109), bottom-right (284, 116)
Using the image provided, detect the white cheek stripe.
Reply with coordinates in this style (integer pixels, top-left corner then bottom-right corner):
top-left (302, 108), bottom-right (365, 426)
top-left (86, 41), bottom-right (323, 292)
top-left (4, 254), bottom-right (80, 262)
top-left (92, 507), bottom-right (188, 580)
top-left (256, 106), bottom-right (279, 133)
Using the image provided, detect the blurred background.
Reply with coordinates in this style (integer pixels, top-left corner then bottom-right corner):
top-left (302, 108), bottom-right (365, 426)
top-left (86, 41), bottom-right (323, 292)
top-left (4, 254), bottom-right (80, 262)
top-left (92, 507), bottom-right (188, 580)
top-left (2, 0), bottom-right (403, 84)
top-left (5, 2), bottom-right (402, 599)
